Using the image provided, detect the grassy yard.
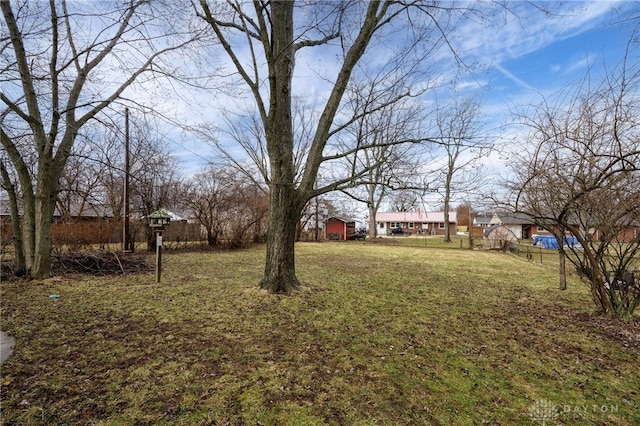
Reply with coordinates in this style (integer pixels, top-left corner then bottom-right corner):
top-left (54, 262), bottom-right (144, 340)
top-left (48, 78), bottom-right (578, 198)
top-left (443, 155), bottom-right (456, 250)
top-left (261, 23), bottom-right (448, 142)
top-left (1, 242), bottom-right (638, 425)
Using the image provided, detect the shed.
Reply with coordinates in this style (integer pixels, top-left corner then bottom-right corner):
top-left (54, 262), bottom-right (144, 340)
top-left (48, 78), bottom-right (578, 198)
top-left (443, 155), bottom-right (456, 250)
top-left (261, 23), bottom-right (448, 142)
top-left (325, 216), bottom-right (357, 241)
top-left (483, 224), bottom-right (518, 250)
top-left (489, 212), bottom-right (536, 239)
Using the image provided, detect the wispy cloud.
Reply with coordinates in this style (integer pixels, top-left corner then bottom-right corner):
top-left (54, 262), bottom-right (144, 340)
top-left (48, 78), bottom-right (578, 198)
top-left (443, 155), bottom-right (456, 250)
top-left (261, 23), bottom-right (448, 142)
top-left (493, 64), bottom-right (535, 91)
top-left (452, 1), bottom-right (623, 65)
top-left (559, 52), bottom-right (599, 77)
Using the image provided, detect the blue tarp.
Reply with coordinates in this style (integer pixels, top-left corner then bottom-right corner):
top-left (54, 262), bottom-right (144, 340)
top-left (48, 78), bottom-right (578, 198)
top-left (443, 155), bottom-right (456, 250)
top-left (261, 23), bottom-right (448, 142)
top-left (532, 235), bottom-right (581, 249)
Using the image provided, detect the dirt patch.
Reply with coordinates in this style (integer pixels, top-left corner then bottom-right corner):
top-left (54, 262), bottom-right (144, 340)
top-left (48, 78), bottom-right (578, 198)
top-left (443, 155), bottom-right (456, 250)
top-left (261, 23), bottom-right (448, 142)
top-left (572, 312), bottom-right (640, 355)
top-left (494, 298), bottom-right (640, 357)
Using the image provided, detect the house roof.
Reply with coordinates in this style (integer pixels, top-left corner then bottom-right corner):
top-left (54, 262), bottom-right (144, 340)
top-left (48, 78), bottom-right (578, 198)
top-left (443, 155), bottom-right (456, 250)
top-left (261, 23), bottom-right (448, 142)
top-left (490, 212), bottom-right (533, 225)
top-left (57, 203), bottom-right (114, 218)
top-left (474, 216), bottom-right (492, 225)
top-left (0, 200), bottom-right (114, 218)
top-left (375, 211), bottom-right (457, 223)
top-left (326, 216), bottom-right (356, 224)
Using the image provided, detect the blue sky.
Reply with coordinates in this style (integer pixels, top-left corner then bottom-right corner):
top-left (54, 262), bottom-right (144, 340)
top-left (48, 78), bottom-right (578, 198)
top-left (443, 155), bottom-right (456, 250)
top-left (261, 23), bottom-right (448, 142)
top-left (465, 1), bottom-right (637, 123)
top-left (489, 11), bottom-right (633, 91)
top-left (168, 1), bottom-right (639, 183)
top-left (416, 0), bottom-right (640, 200)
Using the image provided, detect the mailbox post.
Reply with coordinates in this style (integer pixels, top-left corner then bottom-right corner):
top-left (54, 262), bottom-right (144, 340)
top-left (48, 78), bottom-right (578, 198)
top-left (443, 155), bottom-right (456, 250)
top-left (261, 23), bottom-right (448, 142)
top-left (148, 210), bottom-right (171, 283)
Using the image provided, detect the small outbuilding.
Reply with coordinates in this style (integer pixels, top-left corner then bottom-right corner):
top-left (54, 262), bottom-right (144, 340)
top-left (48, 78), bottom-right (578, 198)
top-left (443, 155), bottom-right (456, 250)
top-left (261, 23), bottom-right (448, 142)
top-left (488, 212), bottom-right (537, 239)
top-left (325, 216), bottom-right (357, 241)
top-left (483, 224), bottom-right (518, 250)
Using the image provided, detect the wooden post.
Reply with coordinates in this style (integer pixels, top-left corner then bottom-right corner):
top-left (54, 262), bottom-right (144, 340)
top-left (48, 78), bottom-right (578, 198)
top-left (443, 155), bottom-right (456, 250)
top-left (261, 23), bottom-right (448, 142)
top-left (155, 230), bottom-right (163, 283)
top-left (123, 108), bottom-right (133, 253)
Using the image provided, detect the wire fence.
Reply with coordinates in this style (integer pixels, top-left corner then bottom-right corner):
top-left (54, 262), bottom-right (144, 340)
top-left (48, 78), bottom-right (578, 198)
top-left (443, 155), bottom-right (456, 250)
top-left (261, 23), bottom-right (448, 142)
top-left (512, 243), bottom-right (560, 264)
top-left (382, 235), bottom-right (568, 265)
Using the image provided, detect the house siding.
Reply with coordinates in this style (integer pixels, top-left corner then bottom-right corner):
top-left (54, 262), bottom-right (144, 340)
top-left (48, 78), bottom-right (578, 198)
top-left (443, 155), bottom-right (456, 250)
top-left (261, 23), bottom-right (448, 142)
top-left (325, 217), bottom-right (356, 241)
top-left (375, 211), bottom-right (457, 236)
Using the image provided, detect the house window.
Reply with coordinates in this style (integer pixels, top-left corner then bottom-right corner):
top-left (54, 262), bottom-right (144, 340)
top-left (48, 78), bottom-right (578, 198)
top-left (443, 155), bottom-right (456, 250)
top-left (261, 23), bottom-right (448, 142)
top-left (379, 223), bottom-right (384, 229)
top-left (390, 222), bottom-right (401, 228)
top-left (408, 222), bottom-right (414, 229)
top-left (439, 222), bottom-right (445, 229)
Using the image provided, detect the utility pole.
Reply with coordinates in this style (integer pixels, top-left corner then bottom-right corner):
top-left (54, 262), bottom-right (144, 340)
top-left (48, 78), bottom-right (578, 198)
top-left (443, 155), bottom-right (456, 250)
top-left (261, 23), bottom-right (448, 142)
top-left (123, 108), bottom-right (133, 252)
top-left (315, 195), bottom-right (319, 241)
top-left (468, 201), bottom-right (474, 249)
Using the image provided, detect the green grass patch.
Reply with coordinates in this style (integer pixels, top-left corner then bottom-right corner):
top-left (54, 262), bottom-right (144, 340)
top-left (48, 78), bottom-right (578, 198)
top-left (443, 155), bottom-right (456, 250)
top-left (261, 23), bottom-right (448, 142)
top-left (1, 242), bottom-right (638, 425)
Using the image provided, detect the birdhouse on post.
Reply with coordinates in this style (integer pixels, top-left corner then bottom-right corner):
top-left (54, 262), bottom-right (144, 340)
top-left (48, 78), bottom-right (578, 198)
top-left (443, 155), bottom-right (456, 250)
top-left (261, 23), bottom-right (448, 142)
top-left (148, 209), bottom-right (171, 229)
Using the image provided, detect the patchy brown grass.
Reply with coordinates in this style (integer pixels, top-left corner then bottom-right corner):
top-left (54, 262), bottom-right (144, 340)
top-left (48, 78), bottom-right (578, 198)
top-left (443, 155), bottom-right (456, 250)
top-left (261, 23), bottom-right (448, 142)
top-left (1, 242), bottom-right (638, 425)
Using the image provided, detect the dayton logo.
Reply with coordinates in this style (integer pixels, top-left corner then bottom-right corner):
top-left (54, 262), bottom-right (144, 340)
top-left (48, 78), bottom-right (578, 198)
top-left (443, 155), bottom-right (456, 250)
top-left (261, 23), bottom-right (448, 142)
top-left (528, 399), bottom-right (559, 425)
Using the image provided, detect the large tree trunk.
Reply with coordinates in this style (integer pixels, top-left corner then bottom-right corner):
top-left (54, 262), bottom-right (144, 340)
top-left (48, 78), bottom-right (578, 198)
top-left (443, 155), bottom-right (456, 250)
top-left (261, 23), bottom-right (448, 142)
top-left (260, 186), bottom-right (301, 293)
top-left (259, 1), bottom-right (301, 294)
top-left (443, 194), bottom-right (451, 243)
top-left (0, 134), bottom-right (36, 275)
top-left (0, 162), bottom-right (26, 275)
top-left (32, 197), bottom-right (55, 279)
top-left (366, 184), bottom-right (380, 239)
top-left (368, 205), bottom-right (377, 239)
top-left (582, 245), bottom-right (615, 316)
top-left (199, 1), bottom-right (391, 293)
top-left (31, 158), bottom-right (58, 279)
top-left (17, 181), bottom-right (36, 276)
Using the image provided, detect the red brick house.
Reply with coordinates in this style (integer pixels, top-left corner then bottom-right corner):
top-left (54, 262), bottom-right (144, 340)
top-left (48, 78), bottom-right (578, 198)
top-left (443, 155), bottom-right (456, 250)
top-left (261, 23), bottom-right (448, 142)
top-left (375, 211), bottom-right (457, 236)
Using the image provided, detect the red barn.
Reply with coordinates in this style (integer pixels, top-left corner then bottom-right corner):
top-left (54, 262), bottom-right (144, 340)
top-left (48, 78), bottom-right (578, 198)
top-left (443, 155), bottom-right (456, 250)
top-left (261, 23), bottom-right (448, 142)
top-left (325, 216), bottom-right (357, 241)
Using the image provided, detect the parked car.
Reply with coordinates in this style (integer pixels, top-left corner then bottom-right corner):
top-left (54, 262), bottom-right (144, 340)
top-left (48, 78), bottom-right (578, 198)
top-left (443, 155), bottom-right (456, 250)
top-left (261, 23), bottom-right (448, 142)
top-left (390, 227), bottom-right (408, 236)
top-left (348, 229), bottom-right (367, 240)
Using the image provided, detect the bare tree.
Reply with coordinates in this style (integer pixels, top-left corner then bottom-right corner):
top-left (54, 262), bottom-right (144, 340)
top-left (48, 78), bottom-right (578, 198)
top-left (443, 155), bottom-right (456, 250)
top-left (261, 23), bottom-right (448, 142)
top-left (182, 168), bottom-right (225, 247)
top-left (223, 172), bottom-right (270, 248)
top-left (509, 43), bottom-right (640, 318)
top-left (337, 83), bottom-right (428, 238)
top-left (0, 157), bottom-right (25, 274)
top-left (211, 95), bottom-right (321, 190)
top-left (390, 190), bottom-right (420, 213)
top-left (56, 135), bottom-right (106, 222)
top-left (1, 0), bottom-right (201, 278)
top-left (196, 0), bottom-right (496, 293)
top-left (455, 202), bottom-right (478, 230)
top-left (182, 167), bottom-right (269, 248)
top-left (425, 97), bottom-right (492, 242)
top-left (129, 142), bottom-right (182, 251)
top-left (84, 124), bottom-right (129, 225)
